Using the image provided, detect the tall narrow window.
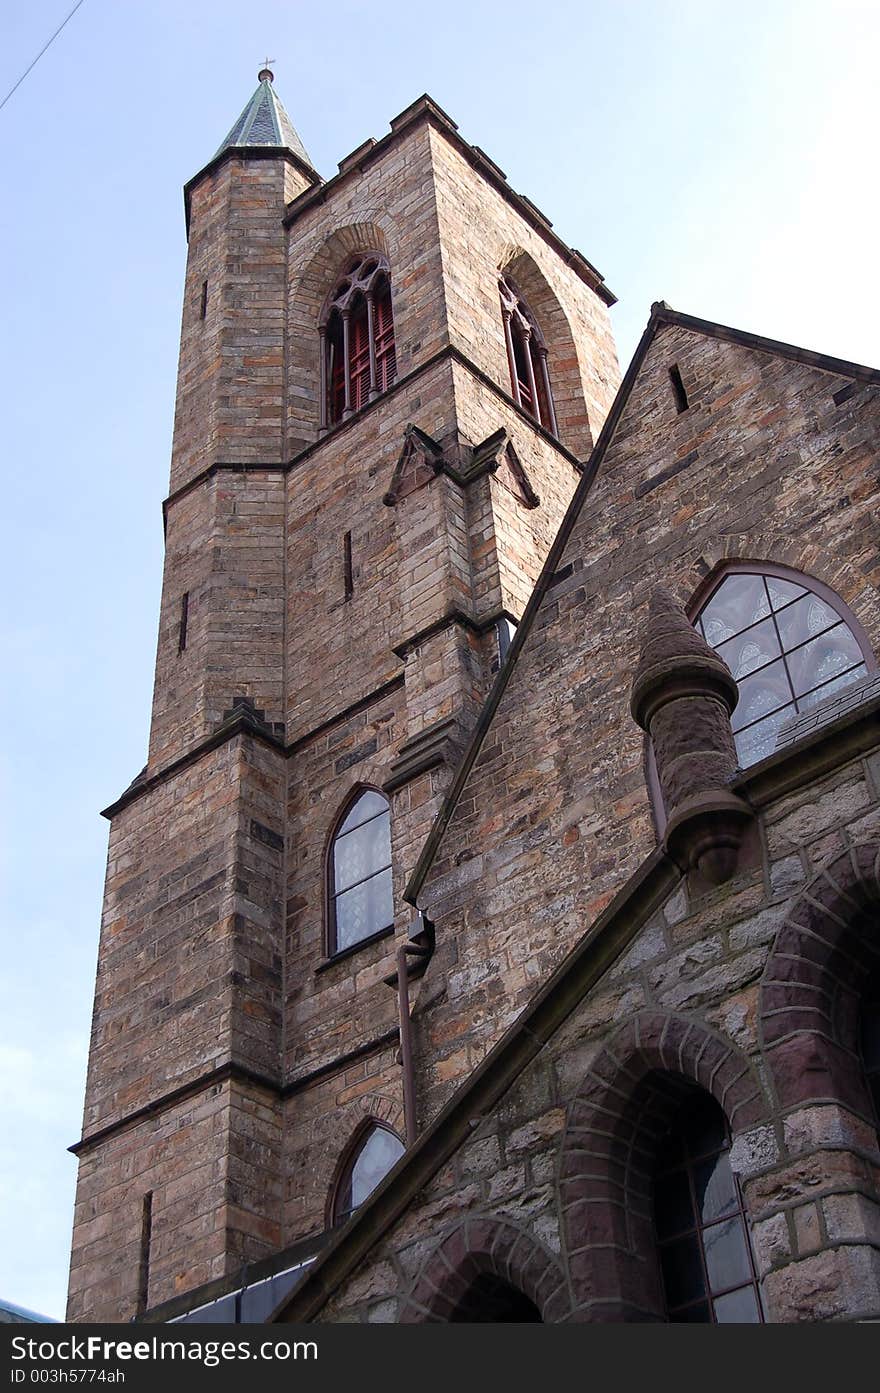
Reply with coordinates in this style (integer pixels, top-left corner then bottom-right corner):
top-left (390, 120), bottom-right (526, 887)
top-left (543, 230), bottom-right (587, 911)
top-left (498, 273), bottom-right (558, 435)
top-left (321, 255), bottom-right (397, 430)
top-left (327, 789), bottom-right (393, 954)
top-left (136, 1191), bottom-right (153, 1317)
top-left (654, 1093), bottom-right (762, 1323)
top-left (669, 363), bottom-right (689, 413)
top-left (692, 564), bottom-right (873, 767)
top-left (332, 1123), bottom-right (404, 1226)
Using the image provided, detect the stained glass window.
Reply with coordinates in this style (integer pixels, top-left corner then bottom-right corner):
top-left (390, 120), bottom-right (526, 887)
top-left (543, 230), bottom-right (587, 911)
top-left (328, 790), bottom-right (393, 954)
top-left (654, 1093), bottom-right (763, 1323)
top-left (333, 1124), bottom-right (404, 1225)
top-left (694, 568), bottom-right (870, 767)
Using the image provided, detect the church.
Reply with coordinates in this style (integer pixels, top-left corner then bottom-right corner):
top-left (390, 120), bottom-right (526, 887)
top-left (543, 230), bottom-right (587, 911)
top-left (67, 69), bottom-right (880, 1324)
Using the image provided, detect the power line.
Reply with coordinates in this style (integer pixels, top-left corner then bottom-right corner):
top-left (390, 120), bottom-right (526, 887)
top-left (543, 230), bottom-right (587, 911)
top-left (0, 0), bottom-right (87, 114)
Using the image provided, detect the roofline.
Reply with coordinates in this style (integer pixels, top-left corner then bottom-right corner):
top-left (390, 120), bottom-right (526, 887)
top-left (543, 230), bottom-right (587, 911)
top-left (653, 302), bottom-right (880, 384)
top-left (404, 302), bottom-right (664, 904)
top-left (282, 94), bottom-right (617, 308)
top-left (403, 300), bottom-right (880, 905)
top-left (183, 145), bottom-right (322, 236)
top-left (273, 689), bottom-right (880, 1323)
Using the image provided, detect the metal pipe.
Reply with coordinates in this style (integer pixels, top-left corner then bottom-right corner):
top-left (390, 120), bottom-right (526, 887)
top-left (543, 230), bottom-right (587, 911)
top-left (396, 940), bottom-right (431, 1147)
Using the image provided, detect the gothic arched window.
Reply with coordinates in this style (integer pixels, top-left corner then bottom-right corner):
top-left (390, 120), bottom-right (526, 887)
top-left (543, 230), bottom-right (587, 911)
top-left (693, 564), bottom-right (873, 767)
top-left (327, 789), bottom-right (394, 955)
top-left (320, 255), bottom-right (396, 429)
top-left (332, 1123), bottom-right (404, 1226)
top-left (654, 1092), bottom-right (762, 1323)
top-left (499, 274), bottom-right (558, 435)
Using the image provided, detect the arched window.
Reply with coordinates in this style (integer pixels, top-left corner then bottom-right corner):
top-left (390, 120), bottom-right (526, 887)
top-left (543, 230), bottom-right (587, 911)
top-left (654, 1092), bottom-right (762, 1323)
top-left (332, 1123), bottom-right (404, 1226)
top-left (498, 274), bottom-right (558, 435)
top-left (692, 564), bottom-right (873, 767)
top-left (327, 789), bottom-right (393, 955)
top-left (449, 1275), bottom-right (542, 1322)
top-left (320, 255), bottom-right (396, 429)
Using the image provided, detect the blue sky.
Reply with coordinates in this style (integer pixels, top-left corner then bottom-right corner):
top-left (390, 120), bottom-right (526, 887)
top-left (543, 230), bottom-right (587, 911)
top-left (0, 0), bottom-right (877, 1319)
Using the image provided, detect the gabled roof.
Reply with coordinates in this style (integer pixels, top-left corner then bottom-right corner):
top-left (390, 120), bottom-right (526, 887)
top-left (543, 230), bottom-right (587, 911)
top-left (403, 302), bottom-right (880, 905)
top-left (215, 68), bottom-right (313, 166)
top-left (271, 302), bottom-right (880, 1324)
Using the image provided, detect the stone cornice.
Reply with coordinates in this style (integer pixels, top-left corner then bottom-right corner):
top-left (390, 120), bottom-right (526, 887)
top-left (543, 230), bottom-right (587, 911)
top-left (161, 342), bottom-right (584, 523)
top-left (183, 145), bottom-right (321, 237)
top-left (102, 676), bottom-right (406, 820)
top-left (70, 1030), bottom-right (401, 1157)
top-left (282, 95), bottom-right (616, 307)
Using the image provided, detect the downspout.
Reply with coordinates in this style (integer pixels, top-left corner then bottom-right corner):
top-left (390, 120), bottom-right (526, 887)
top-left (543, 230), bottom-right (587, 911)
top-left (395, 915), bottom-right (434, 1147)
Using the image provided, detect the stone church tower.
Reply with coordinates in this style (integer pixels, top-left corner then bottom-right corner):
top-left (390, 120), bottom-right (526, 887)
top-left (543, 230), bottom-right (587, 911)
top-left (67, 72), bottom-right (620, 1321)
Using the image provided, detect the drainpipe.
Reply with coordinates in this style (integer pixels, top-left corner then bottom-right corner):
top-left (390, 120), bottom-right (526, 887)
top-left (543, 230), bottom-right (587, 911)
top-left (395, 914), bottom-right (434, 1147)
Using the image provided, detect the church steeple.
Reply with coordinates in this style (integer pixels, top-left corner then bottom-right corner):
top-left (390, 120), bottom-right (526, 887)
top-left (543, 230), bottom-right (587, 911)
top-left (214, 66), bottom-right (315, 170)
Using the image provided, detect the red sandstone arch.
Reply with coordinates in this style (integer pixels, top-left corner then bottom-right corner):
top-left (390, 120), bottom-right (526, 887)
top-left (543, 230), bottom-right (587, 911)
top-left (759, 841), bottom-right (880, 1119)
top-left (558, 1009), bottom-right (771, 1321)
top-left (398, 1215), bottom-right (571, 1323)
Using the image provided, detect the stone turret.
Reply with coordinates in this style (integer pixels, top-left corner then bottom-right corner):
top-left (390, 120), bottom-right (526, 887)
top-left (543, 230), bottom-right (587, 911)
top-left (630, 586), bottom-right (753, 884)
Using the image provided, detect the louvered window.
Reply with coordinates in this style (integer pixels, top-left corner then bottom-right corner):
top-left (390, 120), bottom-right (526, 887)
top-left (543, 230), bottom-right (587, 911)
top-left (499, 273), bottom-right (558, 435)
top-left (321, 255), bottom-right (397, 429)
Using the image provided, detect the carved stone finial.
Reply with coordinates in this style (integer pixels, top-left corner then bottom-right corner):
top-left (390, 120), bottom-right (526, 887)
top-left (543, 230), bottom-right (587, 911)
top-left (631, 586), bottom-right (753, 885)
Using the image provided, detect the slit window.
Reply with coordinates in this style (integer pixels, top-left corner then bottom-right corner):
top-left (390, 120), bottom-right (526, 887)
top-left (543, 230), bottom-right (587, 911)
top-left (669, 363), bottom-right (689, 413)
top-left (177, 592), bottom-right (189, 653)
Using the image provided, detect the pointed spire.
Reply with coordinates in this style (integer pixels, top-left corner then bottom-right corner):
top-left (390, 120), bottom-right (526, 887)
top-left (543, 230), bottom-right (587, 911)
top-left (215, 67), bottom-right (314, 169)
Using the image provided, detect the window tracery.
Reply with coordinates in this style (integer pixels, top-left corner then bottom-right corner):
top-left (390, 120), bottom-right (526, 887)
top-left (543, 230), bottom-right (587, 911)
top-left (498, 273), bottom-right (558, 434)
top-left (320, 255), bottom-right (396, 429)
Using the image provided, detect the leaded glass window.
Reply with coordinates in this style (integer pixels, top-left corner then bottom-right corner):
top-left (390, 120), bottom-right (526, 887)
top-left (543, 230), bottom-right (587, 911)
top-left (654, 1093), bottom-right (763, 1323)
top-left (333, 1124), bottom-right (404, 1226)
top-left (694, 568), bottom-right (871, 767)
top-left (328, 789), bottom-right (393, 954)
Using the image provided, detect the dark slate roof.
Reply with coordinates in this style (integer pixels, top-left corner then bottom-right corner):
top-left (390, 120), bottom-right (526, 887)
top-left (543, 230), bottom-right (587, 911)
top-left (215, 70), bottom-right (312, 166)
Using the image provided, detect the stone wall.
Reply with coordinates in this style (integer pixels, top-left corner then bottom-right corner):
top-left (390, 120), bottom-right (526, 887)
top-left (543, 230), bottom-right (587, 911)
top-left (414, 325), bottom-right (880, 1124)
top-left (308, 754), bottom-right (880, 1322)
